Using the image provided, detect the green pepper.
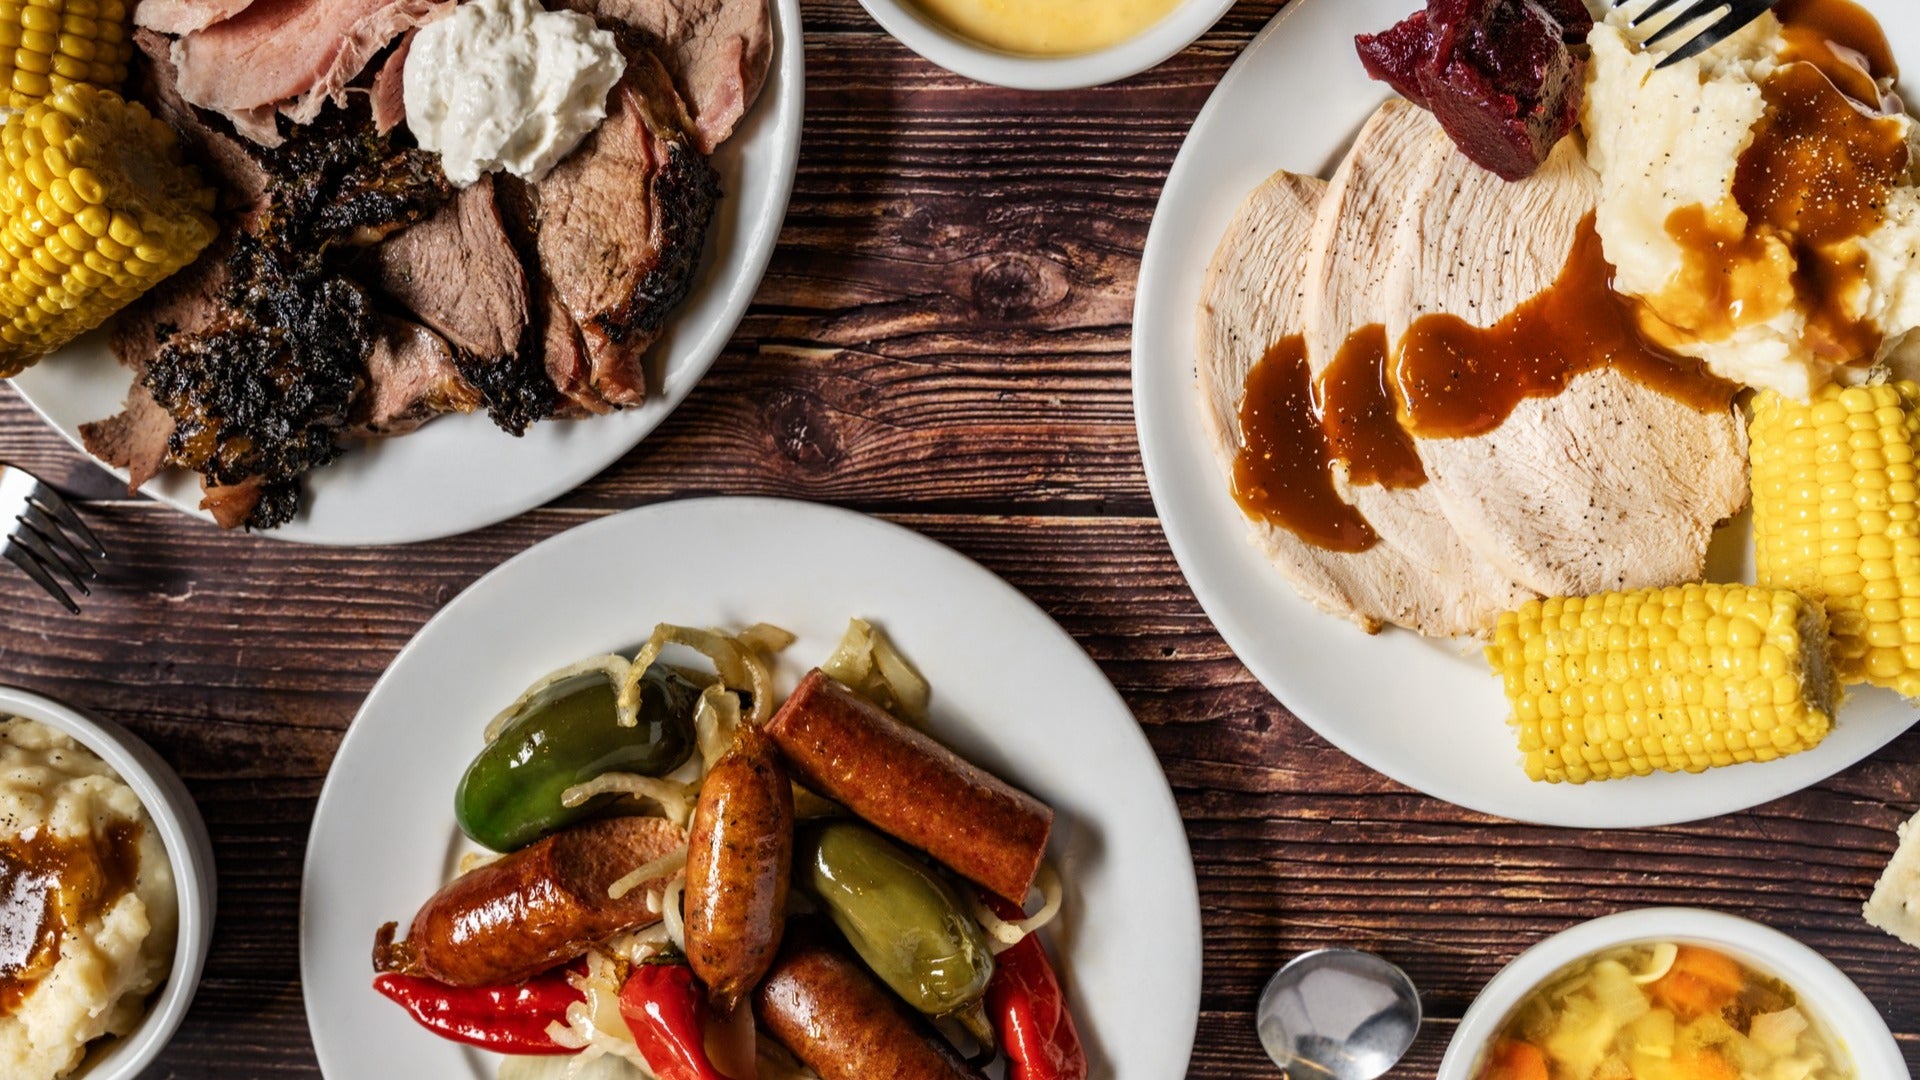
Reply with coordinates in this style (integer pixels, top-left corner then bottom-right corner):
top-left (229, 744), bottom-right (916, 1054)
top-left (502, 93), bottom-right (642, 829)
top-left (456, 664), bottom-right (699, 852)
top-left (797, 821), bottom-right (995, 1017)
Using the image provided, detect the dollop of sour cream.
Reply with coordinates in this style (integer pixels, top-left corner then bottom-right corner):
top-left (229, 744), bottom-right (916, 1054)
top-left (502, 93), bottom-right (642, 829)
top-left (404, 0), bottom-right (626, 187)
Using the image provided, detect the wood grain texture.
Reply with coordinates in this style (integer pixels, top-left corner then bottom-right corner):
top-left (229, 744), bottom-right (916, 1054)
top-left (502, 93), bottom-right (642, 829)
top-left (0, 1), bottom-right (1910, 1077)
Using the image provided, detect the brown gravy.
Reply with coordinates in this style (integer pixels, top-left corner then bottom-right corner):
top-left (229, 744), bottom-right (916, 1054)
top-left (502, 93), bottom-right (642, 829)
top-left (1319, 324), bottom-right (1427, 487)
top-left (1232, 335), bottom-right (1379, 553)
top-left (1659, 11), bottom-right (1909, 367)
top-left (1777, 0), bottom-right (1897, 103)
top-left (0, 822), bottom-right (143, 1015)
top-left (1397, 214), bottom-right (1737, 439)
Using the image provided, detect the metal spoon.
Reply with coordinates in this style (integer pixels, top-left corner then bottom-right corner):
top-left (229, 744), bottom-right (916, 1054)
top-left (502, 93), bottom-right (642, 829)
top-left (1256, 948), bottom-right (1423, 1079)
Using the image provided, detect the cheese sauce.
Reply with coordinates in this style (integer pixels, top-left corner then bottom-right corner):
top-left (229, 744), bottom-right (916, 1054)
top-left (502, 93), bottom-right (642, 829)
top-left (908, 0), bottom-right (1184, 56)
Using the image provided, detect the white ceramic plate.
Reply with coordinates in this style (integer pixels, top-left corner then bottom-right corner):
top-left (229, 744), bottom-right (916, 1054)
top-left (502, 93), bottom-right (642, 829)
top-left (299, 497), bottom-right (1201, 1078)
top-left (853, 0), bottom-right (1236, 90)
top-left (1132, 0), bottom-right (1920, 828)
top-left (6, 1), bottom-right (804, 546)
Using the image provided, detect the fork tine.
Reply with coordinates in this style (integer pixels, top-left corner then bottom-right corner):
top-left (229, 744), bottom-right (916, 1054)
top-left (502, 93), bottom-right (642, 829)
top-left (1657, 0), bottom-right (1776, 65)
top-left (1643, 0), bottom-right (1728, 46)
top-left (1629, 0), bottom-right (1697, 26)
top-left (19, 505), bottom-right (97, 583)
top-left (11, 522), bottom-right (90, 598)
top-left (26, 484), bottom-right (104, 559)
top-left (5, 542), bottom-right (78, 614)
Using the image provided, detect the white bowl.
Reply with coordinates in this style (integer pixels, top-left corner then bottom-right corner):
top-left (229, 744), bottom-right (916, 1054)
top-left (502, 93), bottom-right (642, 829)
top-left (1438, 908), bottom-right (1910, 1080)
top-left (854, 0), bottom-right (1237, 89)
top-left (0, 686), bottom-right (217, 1080)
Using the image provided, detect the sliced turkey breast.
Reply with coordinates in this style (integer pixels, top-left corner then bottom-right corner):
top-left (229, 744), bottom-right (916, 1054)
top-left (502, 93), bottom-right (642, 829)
top-left (1298, 100), bottom-right (1535, 635)
top-left (1202, 170), bottom-right (1504, 635)
top-left (1380, 138), bottom-right (1749, 596)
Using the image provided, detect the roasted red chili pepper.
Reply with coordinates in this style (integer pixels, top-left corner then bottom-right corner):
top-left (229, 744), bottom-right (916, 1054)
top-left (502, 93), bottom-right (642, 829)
top-left (373, 967), bottom-right (582, 1055)
top-left (618, 960), bottom-right (732, 1080)
top-left (982, 893), bottom-right (1089, 1080)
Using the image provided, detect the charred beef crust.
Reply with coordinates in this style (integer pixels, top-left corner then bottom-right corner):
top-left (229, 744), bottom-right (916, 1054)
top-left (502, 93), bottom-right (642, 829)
top-left (143, 237), bottom-right (372, 531)
top-left (134, 113), bottom-right (452, 529)
top-left (450, 350), bottom-right (558, 434)
top-left (258, 111), bottom-right (452, 251)
top-left (605, 139), bottom-right (718, 345)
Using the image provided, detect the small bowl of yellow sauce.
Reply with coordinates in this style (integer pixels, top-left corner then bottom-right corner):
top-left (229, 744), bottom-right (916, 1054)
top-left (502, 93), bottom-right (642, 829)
top-left (857, 0), bottom-right (1236, 89)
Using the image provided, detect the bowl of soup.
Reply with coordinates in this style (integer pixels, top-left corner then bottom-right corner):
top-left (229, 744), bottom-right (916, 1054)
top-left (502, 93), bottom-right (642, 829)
top-left (854, 0), bottom-right (1237, 89)
top-left (1439, 909), bottom-right (1908, 1080)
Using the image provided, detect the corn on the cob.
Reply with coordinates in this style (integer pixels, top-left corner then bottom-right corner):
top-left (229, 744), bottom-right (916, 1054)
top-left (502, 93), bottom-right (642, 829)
top-left (0, 83), bottom-right (214, 375)
top-left (0, 0), bottom-right (132, 110)
top-left (1751, 382), bottom-right (1920, 698)
top-left (1484, 584), bottom-right (1837, 784)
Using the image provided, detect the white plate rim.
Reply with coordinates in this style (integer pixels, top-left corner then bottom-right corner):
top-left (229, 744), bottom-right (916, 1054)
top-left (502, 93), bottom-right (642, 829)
top-left (6, 0), bottom-right (805, 547)
top-left (297, 496), bottom-right (1202, 1078)
top-left (851, 0), bottom-right (1237, 91)
top-left (1131, 0), bottom-right (1920, 828)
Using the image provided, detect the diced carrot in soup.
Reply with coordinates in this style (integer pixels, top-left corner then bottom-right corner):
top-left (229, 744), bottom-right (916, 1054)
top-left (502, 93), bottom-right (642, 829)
top-left (1650, 947), bottom-right (1744, 1019)
top-left (1481, 1041), bottom-right (1550, 1080)
top-left (1473, 943), bottom-right (1851, 1080)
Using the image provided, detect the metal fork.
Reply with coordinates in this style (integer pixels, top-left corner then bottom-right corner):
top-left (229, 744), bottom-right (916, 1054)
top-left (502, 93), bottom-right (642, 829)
top-left (1617, 0), bottom-right (1781, 68)
top-left (0, 464), bottom-right (106, 614)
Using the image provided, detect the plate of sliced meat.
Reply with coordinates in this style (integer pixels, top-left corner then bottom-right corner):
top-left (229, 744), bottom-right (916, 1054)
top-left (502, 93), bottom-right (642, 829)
top-left (299, 497), bottom-right (1201, 1079)
top-left (1134, 0), bottom-right (1920, 826)
top-left (9, 0), bottom-right (801, 544)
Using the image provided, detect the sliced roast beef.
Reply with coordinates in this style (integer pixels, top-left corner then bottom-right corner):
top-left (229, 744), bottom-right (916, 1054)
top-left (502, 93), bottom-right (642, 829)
top-left (510, 51), bottom-right (717, 409)
top-left (366, 175), bottom-right (555, 432)
top-left (538, 285), bottom-right (606, 417)
top-left (131, 28), bottom-right (270, 220)
top-left (352, 318), bottom-right (481, 436)
top-left (79, 386), bottom-right (174, 492)
top-left (171, 0), bottom-right (452, 147)
top-left (560, 0), bottom-right (772, 154)
top-left (135, 0), bottom-right (258, 34)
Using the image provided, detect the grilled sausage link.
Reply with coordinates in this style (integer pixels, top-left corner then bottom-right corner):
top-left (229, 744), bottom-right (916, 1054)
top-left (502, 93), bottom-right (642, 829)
top-left (684, 723), bottom-right (793, 1013)
top-left (754, 924), bottom-right (987, 1080)
top-left (766, 669), bottom-right (1053, 903)
top-left (376, 815), bottom-right (687, 987)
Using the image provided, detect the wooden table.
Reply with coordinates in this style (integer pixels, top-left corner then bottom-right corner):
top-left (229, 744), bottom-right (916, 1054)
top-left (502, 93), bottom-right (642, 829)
top-left (0, 1), bottom-right (1914, 1075)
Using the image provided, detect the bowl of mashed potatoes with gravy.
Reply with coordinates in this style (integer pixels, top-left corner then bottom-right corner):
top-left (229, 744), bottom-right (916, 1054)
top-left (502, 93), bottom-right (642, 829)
top-left (0, 686), bottom-right (214, 1080)
top-left (855, 0), bottom-right (1237, 89)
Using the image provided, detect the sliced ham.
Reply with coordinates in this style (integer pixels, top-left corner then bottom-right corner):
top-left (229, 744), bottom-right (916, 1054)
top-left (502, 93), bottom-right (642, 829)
top-left (171, 0), bottom-right (452, 147)
top-left (135, 0), bottom-right (257, 35)
top-left (559, 0), bottom-right (772, 154)
top-left (370, 31), bottom-right (414, 135)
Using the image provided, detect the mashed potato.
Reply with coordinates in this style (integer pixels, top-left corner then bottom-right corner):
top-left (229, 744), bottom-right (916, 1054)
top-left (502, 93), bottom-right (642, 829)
top-left (1583, 3), bottom-right (1920, 398)
top-left (0, 718), bottom-right (175, 1079)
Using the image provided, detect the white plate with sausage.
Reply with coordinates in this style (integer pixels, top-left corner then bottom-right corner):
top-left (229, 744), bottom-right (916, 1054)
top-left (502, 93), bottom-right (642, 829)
top-left (298, 497), bottom-right (1201, 1078)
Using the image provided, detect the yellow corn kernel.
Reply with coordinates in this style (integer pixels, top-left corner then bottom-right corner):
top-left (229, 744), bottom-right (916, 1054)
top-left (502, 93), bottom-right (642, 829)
top-left (0, 0), bottom-right (128, 109)
top-left (0, 83), bottom-right (212, 376)
top-left (1484, 584), bottom-right (1837, 784)
top-left (1753, 383), bottom-right (1920, 698)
